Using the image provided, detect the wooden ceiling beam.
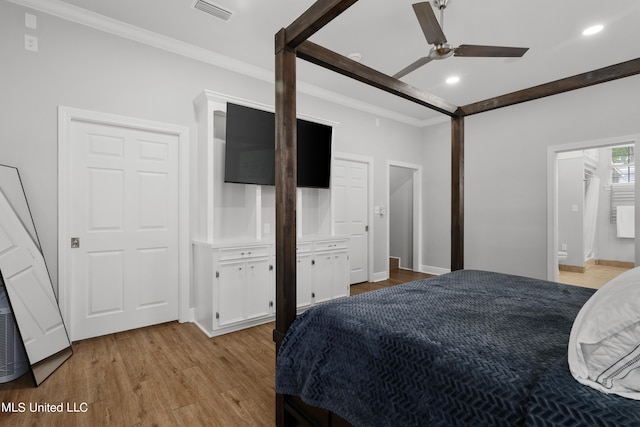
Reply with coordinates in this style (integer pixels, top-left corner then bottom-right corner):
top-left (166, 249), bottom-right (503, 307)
top-left (284, 0), bottom-right (360, 49)
top-left (458, 57), bottom-right (640, 117)
top-left (296, 40), bottom-right (459, 117)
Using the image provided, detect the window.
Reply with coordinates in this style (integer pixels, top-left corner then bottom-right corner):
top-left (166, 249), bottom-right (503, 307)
top-left (611, 145), bottom-right (635, 183)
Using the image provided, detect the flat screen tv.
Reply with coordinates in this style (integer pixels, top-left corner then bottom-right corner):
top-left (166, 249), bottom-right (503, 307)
top-left (224, 103), bottom-right (332, 188)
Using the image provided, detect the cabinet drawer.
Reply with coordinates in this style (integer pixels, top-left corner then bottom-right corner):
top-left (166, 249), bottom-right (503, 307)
top-left (314, 240), bottom-right (347, 252)
top-left (296, 242), bottom-right (312, 253)
top-left (219, 245), bottom-right (270, 260)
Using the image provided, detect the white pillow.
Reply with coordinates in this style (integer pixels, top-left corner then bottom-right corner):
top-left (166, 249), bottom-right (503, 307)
top-left (568, 266), bottom-right (640, 399)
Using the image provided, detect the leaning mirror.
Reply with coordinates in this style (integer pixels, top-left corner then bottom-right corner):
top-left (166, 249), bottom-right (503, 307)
top-left (0, 164), bottom-right (72, 386)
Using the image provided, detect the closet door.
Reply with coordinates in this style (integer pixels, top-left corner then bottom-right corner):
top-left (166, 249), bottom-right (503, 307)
top-left (69, 120), bottom-right (180, 341)
top-left (334, 159), bottom-right (369, 284)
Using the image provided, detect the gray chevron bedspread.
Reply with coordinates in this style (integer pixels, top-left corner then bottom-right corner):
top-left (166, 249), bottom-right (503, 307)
top-left (276, 269), bottom-right (640, 426)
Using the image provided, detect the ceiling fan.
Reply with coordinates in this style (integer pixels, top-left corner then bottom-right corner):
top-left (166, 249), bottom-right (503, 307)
top-left (393, 0), bottom-right (529, 79)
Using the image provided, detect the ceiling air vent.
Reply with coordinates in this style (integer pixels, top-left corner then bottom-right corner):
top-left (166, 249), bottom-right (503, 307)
top-left (192, 0), bottom-right (234, 21)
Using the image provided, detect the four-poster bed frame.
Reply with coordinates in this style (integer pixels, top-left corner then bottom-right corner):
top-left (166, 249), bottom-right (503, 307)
top-left (272, 1), bottom-right (640, 425)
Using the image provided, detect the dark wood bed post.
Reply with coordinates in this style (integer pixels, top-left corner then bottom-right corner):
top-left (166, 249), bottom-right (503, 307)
top-left (451, 115), bottom-right (464, 271)
top-left (274, 27), bottom-right (298, 427)
top-left (273, 28), bottom-right (298, 352)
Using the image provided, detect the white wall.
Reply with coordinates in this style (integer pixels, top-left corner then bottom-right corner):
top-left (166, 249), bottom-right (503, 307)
top-left (422, 74), bottom-right (640, 280)
top-left (0, 2), bottom-right (423, 301)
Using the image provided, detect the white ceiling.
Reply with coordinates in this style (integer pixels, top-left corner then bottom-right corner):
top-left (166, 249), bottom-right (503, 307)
top-left (37, 0), bottom-right (640, 124)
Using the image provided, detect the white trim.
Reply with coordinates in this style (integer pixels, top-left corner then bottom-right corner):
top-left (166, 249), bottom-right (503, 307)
top-left (7, 0), bottom-right (436, 128)
top-left (372, 271), bottom-right (389, 282)
top-left (421, 265), bottom-right (450, 276)
top-left (387, 160), bottom-right (423, 277)
top-left (57, 106), bottom-right (191, 338)
top-left (196, 90), bottom-right (340, 127)
top-left (547, 133), bottom-right (640, 281)
top-left (333, 152), bottom-right (375, 283)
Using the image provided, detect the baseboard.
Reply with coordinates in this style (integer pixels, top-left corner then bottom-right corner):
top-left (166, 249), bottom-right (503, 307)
top-left (559, 264), bottom-right (585, 273)
top-left (421, 265), bottom-right (450, 276)
top-left (181, 307), bottom-right (196, 323)
top-left (596, 259), bottom-right (635, 268)
top-left (373, 271), bottom-right (389, 282)
top-left (584, 259), bottom-right (596, 270)
top-left (559, 259), bottom-right (635, 273)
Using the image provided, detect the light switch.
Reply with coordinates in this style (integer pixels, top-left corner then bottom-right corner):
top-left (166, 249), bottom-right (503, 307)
top-left (571, 204), bottom-right (579, 212)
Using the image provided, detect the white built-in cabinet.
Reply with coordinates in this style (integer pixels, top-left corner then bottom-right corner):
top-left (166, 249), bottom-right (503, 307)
top-left (192, 91), bottom-right (349, 337)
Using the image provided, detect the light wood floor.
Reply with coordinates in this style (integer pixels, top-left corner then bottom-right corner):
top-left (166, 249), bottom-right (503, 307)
top-left (558, 264), bottom-right (631, 289)
top-left (0, 269), bottom-right (430, 427)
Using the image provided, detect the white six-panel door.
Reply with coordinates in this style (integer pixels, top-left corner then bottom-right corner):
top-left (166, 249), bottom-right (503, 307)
top-left (69, 120), bottom-right (179, 341)
top-left (333, 159), bottom-right (369, 284)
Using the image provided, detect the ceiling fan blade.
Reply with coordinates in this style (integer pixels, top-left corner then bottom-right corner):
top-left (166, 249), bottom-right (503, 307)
top-left (454, 44), bottom-right (529, 57)
top-left (413, 2), bottom-right (447, 46)
top-left (393, 57), bottom-right (434, 79)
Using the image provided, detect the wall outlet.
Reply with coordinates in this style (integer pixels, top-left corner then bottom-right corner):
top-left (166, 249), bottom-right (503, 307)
top-left (561, 243), bottom-right (567, 251)
top-left (264, 223), bottom-right (271, 234)
top-left (24, 34), bottom-right (38, 52)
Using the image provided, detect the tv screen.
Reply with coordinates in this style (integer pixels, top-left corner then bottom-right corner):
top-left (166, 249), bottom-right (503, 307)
top-left (224, 103), bottom-right (332, 188)
top-left (297, 118), bottom-right (332, 188)
top-left (224, 103), bottom-right (275, 186)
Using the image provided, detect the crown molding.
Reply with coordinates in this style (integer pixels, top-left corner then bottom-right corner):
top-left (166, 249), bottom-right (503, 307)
top-left (8, 0), bottom-right (441, 128)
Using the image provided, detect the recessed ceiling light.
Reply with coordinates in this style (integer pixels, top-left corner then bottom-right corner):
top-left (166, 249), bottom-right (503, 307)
top-left (582, 25), bottom-right (603, 36)
top-left (347, 52), bottom-right (362, 62)
top-left (446, 76), bottom-right (460, 85)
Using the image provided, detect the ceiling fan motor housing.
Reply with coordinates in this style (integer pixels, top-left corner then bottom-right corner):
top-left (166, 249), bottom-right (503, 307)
top-left (431, 0), bottom-right (449, 10)
top-left (430, 43), bottom-right (454, 59)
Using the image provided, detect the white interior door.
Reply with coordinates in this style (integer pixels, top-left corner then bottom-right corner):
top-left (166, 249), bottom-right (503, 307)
top-left (0, 190), bottom-right (69, 363)
top-left (69, 120), bottom-right (179, 341)
top-left (334, 159), bottom-right (369, 284)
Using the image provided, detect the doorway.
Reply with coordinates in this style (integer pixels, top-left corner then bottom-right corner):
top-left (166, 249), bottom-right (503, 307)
top-left (387, 161), bottom-right (422, 276)
top-left (548, 134), bottom-right (639, 287)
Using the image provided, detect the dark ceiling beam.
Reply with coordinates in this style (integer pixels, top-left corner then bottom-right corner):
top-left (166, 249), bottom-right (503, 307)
top-left (458, 57), bottom-right (640, 117)
top-left (284, 0), bottom-right (360, 49)
top-left (296, 40), bottom-right (459, 117)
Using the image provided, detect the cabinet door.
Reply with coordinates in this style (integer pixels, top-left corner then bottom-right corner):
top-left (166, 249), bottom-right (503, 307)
top-left (218, 261), bottom-right (245, 326)
top-left (296, 254), bottom-right (313, 309)
top-left (245, 258), bottom-right (271, 320)
top-left (312, 253), bottom-right (334, 304)
top-left (332, 251), bottom-right (350, 299)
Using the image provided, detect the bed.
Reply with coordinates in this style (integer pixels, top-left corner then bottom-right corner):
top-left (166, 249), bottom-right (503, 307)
top-left (271, 1), bottom-right (640, 426)
top-left (276, 270), bottom-right (640, 426)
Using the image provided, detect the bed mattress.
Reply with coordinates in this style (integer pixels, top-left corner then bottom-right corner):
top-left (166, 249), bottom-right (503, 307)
top-left (276, 270), bottom-right (637, 426)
